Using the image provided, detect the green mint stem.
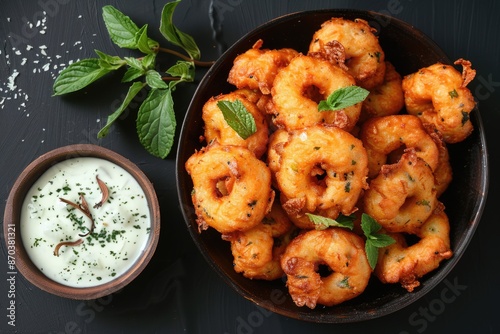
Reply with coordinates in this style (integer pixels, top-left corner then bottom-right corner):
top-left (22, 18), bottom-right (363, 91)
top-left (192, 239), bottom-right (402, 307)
top-left (155, 46), bottom-right (214, 67)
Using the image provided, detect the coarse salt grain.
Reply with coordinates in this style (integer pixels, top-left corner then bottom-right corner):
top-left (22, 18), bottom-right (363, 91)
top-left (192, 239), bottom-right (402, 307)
top-left (7, 70), bottom-right (20, 91)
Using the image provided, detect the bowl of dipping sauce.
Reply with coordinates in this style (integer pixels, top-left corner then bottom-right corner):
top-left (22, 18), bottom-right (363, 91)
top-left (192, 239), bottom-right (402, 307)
top-left (3, 144), bottom-right (160, 299)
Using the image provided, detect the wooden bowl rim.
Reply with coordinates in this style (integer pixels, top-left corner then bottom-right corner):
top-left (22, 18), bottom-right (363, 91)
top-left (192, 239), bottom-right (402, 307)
top-left (3, 144), bottom-right (160, 300)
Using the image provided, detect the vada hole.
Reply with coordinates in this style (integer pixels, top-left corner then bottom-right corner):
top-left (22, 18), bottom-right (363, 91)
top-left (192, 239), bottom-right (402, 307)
top-left (400, 196), bottom-right (417, 212)
top-left (311, 164), bottom-right (328, 188)
top-left (215, 176), bottom-right (235, 197)
top-left (387, 146), bottom-right (406, 164)
top-left (317, 263), bottom-right (333, 278)
top-left (302, 85), bottom-right (324, 104)
top-left (404, 233), bottom-right (420, 247)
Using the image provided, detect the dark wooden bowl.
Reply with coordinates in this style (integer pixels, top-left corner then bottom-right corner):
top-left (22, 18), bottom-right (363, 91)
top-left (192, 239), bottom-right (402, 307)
top-left (176, 9), bottom-right (489, 322)
top-left (3, 144), bottom-right (160, 300)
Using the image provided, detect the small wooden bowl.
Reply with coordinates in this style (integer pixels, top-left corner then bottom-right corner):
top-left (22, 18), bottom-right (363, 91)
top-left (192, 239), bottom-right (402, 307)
top-left (3, 144), bottom-right (160, 300)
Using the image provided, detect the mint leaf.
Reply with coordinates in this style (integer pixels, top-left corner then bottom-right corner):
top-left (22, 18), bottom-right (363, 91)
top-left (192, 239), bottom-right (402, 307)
top-left (124, 57), bottom-right (143, 70)
top-left (364, 242), bottom-right (379, 270)
top-left (121, 55), bottom-right (156, 83)
top-left (361, 213), bottom-right (396, 269)
top-left (166, 60), bottom-right (195, 90)
top-left (368, 233), bottom-right (396, 248)
top-left (217, 99), bottom-right (256, 140)
top-left (53, 58), bottom-right (112, 95)
top-left (141, 53), bottom-right (156, 70)
top-left (94, 50), bottom-right (126, 70)
top-left (145, 70), bottom-right (168, 89)
top-left (102, 5), bottom-right (140, 49)
top-left (306, 213), bottom-right (355, 230)
top-left (98, 81), bottom-right (146, 138)
top-left (318, 86), bottom-right (369, 111)
top-left (166, 60), bottom-right (195, 81)
top-left (122, 67), bottom-right (145, 83)
top-left (135, 24), bottom-right (159, 54)
top-left (159, 0), bottom-right (201, 60)
top-left (361, 213), bottom-right (382, 235)
top-left (137, 88), bottom-right (176, 159)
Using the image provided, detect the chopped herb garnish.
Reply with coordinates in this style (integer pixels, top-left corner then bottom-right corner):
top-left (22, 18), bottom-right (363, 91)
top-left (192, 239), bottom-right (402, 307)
top-left (449, 89), bottom-right (459, 98)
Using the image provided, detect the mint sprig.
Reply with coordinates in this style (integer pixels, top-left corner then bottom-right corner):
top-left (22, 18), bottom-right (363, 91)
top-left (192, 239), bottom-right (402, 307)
top-left (217, 99), bottom-right (257, 140)
top-left (361, 213), bottom-right (396, 270)
top-left (160, 0), bottom-right (200, 60)
top-left (306, 213), bottom-right (355, 230)
top-left (318, 86), bottom-right (369, 112)
top-left (52, 1), bottom-right (213, 159)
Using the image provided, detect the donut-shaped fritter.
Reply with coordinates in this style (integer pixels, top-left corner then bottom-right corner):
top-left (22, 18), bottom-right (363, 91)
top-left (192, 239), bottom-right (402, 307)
top-left (222, 202), bottom-right (297, 280)
top-left (280, 228), bottom-right (371, 308)
top-left (269, 55), bottom-right (360, 132)
top-left (185, 143), bottom-right (275, 234)
top-left (360, 114), bottom-right (440, 178)
top-left (375, 204), bottom-right (453, 292)
top-left (308, 17), bottom-right (386, 89)
top-left (228, 39), bottom-right (299, 95)
top-left (362, 149), bottom-right (438, 234)
top-left (202, 90), bottom-right (269, 158)
top-left (402, 58), bottom-right (476, 143)
top-left (276, 125), bottom-right (369, 225)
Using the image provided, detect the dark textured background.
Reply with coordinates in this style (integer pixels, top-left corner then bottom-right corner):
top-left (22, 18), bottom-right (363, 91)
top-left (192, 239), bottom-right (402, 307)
top-left (1, 1), bottom-right (498, 333)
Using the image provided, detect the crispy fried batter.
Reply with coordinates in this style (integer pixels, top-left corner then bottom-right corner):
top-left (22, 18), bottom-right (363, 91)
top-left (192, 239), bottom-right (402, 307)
top-left (269, 55), bottom-right (360, 131)
top-left (375, 203), bottom-right (453, 291)
top-left (309, 17), bottom-right (386, 89)
top-left (360, 61), bottom-right (404, 122)
top-left (222, 203), bottom-right (296, 280)
top-left (281, 228), bottom-right (371, 308)
top-left (202, 90), bottom-right (269, 158)
top-left (360, 114), bottom-right (441, 179)
top-left (276, 125), bottom-right (368, 229)
top-left (362, 149), bottom-right (438, 234)
top-left (185, 142), bottom-right (274, 234)
top-left (402, 59), bottom-right (476, 143)
top-left (228, 39), bottom-right (299, 95)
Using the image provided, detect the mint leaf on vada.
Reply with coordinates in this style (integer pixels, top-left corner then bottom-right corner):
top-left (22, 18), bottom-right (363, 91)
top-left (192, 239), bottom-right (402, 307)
top-left (306, 213), bottom-right (355, 230)
top-left (318, 85), bottom-right (369, 111)
top-left (361, 213), bottom-right (396, 269)
top-left (217, 99), bottom-right (257, 139)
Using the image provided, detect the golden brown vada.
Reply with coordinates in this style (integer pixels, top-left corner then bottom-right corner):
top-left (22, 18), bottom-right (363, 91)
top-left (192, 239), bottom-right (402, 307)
top-left (402, 58), bottom-right (476, 143)
top-left (280, 228), bottom-right (371, 308)
top-left (185, 142), bottom-right (275, 234)
top-left (309, 17), bottom-right (386, 89)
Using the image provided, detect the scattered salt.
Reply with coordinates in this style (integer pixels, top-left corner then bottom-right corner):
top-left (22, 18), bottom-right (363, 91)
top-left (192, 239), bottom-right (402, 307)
top-left (7, 70), bottom-right (20, 91)
top-left (1, 11), bottom-right (95, 127)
